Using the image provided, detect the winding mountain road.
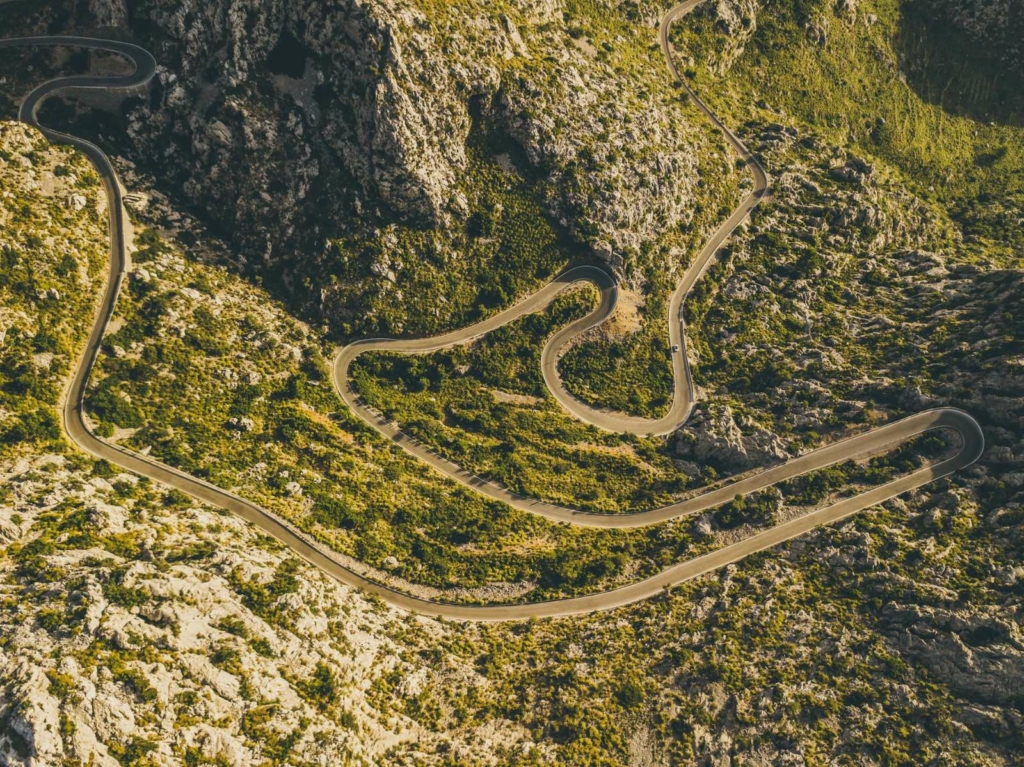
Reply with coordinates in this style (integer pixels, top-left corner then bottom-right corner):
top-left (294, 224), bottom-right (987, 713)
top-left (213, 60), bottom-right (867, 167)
top-left (2, 0), bottom-right (984, 620)
top-left (338, 0), bottom-right (770, 438)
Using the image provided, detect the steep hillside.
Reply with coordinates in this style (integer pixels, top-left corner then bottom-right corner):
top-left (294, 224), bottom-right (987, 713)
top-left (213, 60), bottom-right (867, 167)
top-left (5, 0), bottom-right (737, 343)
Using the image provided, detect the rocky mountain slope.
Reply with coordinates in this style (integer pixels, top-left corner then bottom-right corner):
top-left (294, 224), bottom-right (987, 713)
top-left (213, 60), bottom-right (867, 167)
top-left (0, 122), bottom-right (540, 766)
top-left (1, 454), bottom-right (538, 766)
top-left (60, 0), bottom-right (734, 338)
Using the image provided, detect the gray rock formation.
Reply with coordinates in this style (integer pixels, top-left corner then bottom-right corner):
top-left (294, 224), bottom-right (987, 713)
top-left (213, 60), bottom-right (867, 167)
top-left (126, 0), bottom-right (484, 256)
top-left (883, 603), bottom-right (1024, 707)
top-left (88, 0), bottom-right (128, 28)
top-left (676, 404), bottom-right (789, 472)
top-left (696, 0), bottom-right (761, 76)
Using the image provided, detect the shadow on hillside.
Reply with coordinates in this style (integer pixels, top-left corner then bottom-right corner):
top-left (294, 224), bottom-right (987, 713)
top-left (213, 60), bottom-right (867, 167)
top-left (895, 0), bottom-right (1024, 127)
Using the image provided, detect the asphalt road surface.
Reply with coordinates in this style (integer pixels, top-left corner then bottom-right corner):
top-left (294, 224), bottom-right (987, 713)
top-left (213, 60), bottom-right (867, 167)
top-left (1, 4), bottom-right (984, 620)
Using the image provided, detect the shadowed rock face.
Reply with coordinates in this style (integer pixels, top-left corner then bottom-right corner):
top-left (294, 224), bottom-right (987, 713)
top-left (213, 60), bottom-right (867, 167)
top-left (897, 0), bottom-right (1024, 122)
top-left (920, 0), bottom-right (1024, 71)
top-left (68, 0), bottom-right (709, 306)
top-left (122, 0), bottom-right (483, 262)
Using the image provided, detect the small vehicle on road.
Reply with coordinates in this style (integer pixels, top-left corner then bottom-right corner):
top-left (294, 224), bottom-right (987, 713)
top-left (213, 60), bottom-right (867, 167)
top-left (672, 344), bottom-right (680, 353)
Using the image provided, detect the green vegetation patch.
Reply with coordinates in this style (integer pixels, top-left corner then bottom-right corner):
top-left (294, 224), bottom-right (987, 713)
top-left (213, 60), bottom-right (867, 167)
top-left (353, 285), bottom-right (696, 512)
top-left (320, 104), bottom-right (580, 339)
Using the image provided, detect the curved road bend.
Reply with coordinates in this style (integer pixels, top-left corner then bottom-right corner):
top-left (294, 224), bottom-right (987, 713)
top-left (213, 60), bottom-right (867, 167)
top-left (3, 10), bottom-right (984, 619)
top-left (336, 1), bottom-right (770, 439)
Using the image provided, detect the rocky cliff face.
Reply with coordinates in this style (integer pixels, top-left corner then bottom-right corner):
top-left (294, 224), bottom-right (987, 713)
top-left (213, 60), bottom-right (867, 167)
top-left (696, 0), bottom-right (761, 76)
top-left (919, 0), bottom-right (1023, 71)
top-left (66, 0), bottom-right (717, 311)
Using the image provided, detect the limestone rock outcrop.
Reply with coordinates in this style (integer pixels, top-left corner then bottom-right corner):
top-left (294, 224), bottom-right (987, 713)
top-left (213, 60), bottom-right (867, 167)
top-left (48, 0), bottom-right (711, 323)
top-left (675, 404), bottom-right (789, 472)
top-left (919, 0), bottom-right (1023, 72)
